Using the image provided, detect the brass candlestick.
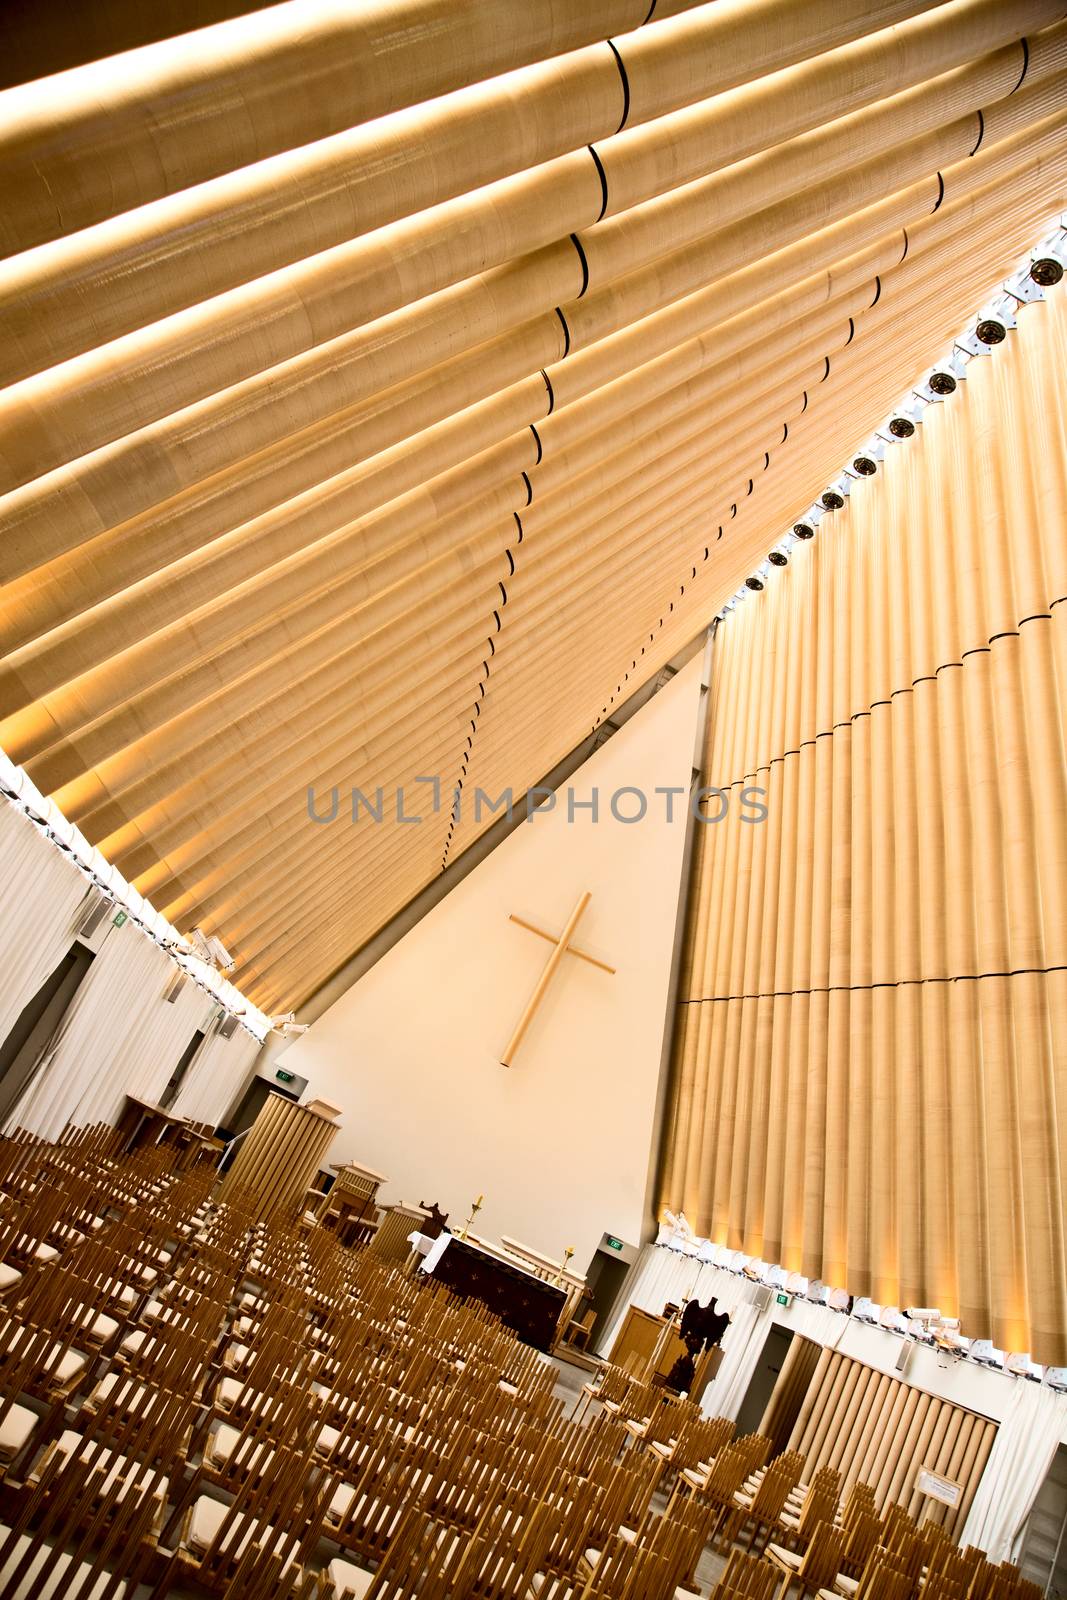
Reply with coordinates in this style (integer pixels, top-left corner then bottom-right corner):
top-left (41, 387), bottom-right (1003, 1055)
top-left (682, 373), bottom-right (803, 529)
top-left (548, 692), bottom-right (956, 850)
top-left (554, 1245), bottom-right (575, 1284)
top-left (460, 1194), bottom-right (484, 1241)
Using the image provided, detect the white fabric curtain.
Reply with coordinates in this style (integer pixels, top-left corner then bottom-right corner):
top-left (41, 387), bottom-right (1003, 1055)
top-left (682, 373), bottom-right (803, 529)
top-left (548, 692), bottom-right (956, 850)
top-left (598, 1243), bottom-right (705, 1354)
top-left (605, 1245), bottom-right (1067, 1538)
top-left (0, 800), bottom-right (86, 1044)
top-left (961, 1382), bottom-right (1067, 1558)
top-left (704, 1297), bottom-right (766, 1419)
top-left (5, 919), bottom-right (208, 1137)
top-left (597, 1244), bottom-right (775, 1420)
top-left (170, 1025), bottom-right (259, 1126)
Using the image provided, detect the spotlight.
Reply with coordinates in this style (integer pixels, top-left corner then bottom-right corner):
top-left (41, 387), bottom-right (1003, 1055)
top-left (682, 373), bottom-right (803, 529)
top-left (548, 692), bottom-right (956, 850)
top-left (1030, 257), bottom-right (1063, 287)
top-left (975, 318), bottom-right (1006, 346)
top-left (768, 551), bottom-right (788, 567)
top-left (821, 490), bottom-right (844, 511)
top-left (852, 456), bottom-right (877, 476)
top-left (745, 576), bottom-right (764, 591)
top-left (928, 371), bottom-right (956, 396)
top-left (888, 416), bottom-right (915, 438)
top-left (793, 522), bottom-right (815, 540)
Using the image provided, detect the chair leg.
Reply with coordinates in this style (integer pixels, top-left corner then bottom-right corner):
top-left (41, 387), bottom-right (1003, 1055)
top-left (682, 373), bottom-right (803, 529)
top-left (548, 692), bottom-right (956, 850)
top-left (146, 1549), bottom-right (182, 1600)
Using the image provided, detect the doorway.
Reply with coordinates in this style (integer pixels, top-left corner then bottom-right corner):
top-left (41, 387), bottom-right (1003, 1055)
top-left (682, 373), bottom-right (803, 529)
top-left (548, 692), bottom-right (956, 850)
top-left (160, 1029), bottom-right (205, 1110)
top-left (734, 1323), bottom-right (796, 1438)
top-left (1021, 1444), bottom-right (1067, 1597)
top-left (0, 943), bottom-right (95, 1125)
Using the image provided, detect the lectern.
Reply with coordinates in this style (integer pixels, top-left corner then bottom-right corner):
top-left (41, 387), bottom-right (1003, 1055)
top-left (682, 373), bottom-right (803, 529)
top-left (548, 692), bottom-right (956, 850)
top-left (218, 1092), bottom-right (340, 1223)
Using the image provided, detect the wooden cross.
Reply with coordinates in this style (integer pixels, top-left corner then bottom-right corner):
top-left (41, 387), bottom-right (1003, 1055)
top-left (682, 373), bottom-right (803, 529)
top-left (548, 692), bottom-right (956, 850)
top-left (500, 891), bottom-right (616, 1067)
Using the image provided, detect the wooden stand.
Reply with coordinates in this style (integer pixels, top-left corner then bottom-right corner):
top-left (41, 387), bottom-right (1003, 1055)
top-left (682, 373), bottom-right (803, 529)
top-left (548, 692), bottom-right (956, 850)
top-left (368, 1202), bottom-right (429, 1265)
top-left (319, 1159), bottom-right (388, 1246)
top-left (117, 1095), bottom-right (183, 1154)
top-left (218, 1093), bottom-right (339, 1224)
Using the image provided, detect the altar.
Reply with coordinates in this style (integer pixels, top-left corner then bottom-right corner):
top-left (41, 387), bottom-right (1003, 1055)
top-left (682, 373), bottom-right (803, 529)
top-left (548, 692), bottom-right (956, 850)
top-left (421, 1233), bottom-right (567, 1351)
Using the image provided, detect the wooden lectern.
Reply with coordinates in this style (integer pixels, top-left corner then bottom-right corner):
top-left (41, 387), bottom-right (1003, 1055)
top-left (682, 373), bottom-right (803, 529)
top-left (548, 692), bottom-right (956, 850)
top-left (219, 1093), bottom-right (340, 1224)
top-left (368, 1202), bottom-right (430, 1265)
top-left (320, 1159), bottom-right (389, 1246)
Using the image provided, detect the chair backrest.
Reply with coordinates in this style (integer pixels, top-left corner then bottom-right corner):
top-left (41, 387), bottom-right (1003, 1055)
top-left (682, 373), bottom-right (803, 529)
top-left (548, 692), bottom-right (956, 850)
top-left (841, 1482), bottom-right (879, 1531)
top-left (749, 1456), bottom-right (802, 1519)
top-left (863, 1564), bottom-right (914, 1600)
top-left (842, 1509), bottom-right (882, 1576)
top-left (713, 1547), bottom-right (781, 1600)
top-left (584, 1534), bottom-right (674, 1600)
top-left (796, 1521), bottom-right (848, 1591)
top-left (704, 1442), bottom-right (754, 1504)
top-left (797, 1478), bottom-right (841, 1539)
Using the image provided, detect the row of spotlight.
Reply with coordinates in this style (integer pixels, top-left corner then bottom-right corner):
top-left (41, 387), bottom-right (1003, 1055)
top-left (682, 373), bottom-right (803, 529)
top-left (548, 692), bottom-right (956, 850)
top-left (716, 225), bottom-right (1066, 614)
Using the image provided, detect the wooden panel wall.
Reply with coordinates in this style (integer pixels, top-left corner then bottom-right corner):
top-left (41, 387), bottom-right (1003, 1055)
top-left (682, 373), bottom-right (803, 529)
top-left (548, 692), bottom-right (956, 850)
top-left (659, 284), bottom-right (1067, 1364)
top-left (219, 1092), bottom-right (338, 1223)
top-left (786, 1348), bottom-right (997, 1533)
top-left (760, 1333), bottom-right (824, 1456)
top-left (2, 2), bottom-right (1065, 1013)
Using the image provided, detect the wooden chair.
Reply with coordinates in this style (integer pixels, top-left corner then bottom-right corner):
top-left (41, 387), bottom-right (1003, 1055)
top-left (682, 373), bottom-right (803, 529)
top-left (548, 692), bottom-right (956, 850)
top-left (710, 1548), bottom-right (782, 1600)
top-left (837, 1510), bottom-right (882, 1580)
top-left (774, 1467), bottom-right (842, 1548)
top-left (580, 1531), bottom-right (675, 1600)
top-left (157, 1435), bottom-right (330, 1595)
top-left (838, 1484), bottom-right (878, 1532)
top-left (650, 1496), bottom-right (721, 1594)
top-left (562, 1306), bottom-right (596, 1351)
top-left (718, 1452), bottom-right (806, 1552)
top-left (820, 1557), bottom-right (913, 1600)
top-left (765, 1520), bottom-right (848, 1600)
top-left (0, 1440), bottom-right (160, 1598)
top-left (325, 1499), bottom-right (463, 1600)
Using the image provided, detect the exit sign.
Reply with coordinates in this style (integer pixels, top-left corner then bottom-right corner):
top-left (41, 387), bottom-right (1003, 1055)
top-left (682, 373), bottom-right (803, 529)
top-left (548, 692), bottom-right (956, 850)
top-left (776, 1292), bottom-right (792, 1307)
top-left (276, 1069), bottom-right (295, 1084)
top-left (112, 910), bottom-right (128, 927)
top-left (606, 1237), bottom-right (624, 1251)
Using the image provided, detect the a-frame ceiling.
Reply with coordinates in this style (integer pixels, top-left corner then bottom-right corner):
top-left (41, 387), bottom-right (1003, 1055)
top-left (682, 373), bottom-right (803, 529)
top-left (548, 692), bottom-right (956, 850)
top-left (1, 0), bottom-right (1065, 1012)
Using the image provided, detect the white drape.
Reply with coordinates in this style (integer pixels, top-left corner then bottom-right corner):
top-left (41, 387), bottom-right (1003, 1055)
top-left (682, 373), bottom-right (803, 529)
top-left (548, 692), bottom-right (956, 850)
top-left (0, 801), bottom-right (86, 1043)
top-left (961, 1381), bottom-right (1067, 1558)
top-left (598, 1245), bottom-right (775, 1421)
top-left (604, 1245), bottom-right (1067, 1549)
top-left (6, 919), bottom-right (209, 1138)
top-left (170, 1026), bottom-right (260, 1126)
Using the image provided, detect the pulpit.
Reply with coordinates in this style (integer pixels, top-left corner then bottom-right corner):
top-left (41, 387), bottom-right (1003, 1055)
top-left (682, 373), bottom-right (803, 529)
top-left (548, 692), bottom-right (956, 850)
top-left (320, 1159), bottom-right (388, 1246)
top-left (218, 1092), bottom-right (339, 1224)
top-left (368, 1202), bottom-right (429, 1265)
top-left (117, 1095), bottom-right (184, 1154)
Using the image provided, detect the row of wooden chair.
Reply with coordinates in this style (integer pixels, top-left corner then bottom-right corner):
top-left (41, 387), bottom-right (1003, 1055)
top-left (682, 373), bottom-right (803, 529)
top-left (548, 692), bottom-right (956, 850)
top-left (0, 1131), bottom-right (1043, 1600)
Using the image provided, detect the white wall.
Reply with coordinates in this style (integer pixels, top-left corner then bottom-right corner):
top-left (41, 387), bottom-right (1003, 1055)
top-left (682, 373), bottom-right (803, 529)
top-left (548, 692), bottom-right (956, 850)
top-left (280, 656), bottom-right (705, 1269)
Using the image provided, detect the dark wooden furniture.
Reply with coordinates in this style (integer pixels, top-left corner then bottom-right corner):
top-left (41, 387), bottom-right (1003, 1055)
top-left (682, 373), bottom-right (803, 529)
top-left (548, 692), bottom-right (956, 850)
top-left (428, 1234), bottom-right (566, 1351)
top-left (116, 1095), bottom-right (183, 1154)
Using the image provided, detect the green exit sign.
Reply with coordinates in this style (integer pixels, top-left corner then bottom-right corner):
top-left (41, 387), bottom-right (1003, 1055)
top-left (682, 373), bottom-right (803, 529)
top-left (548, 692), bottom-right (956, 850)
top-left (606, 1236), bottom-right (624, 1251)
top-left (275, 1069), bottom-right (295, 1084)
top-left (776, 1292), bottom-right (791, 1306)
top-left (112, 910), bottom-right (128, 927)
